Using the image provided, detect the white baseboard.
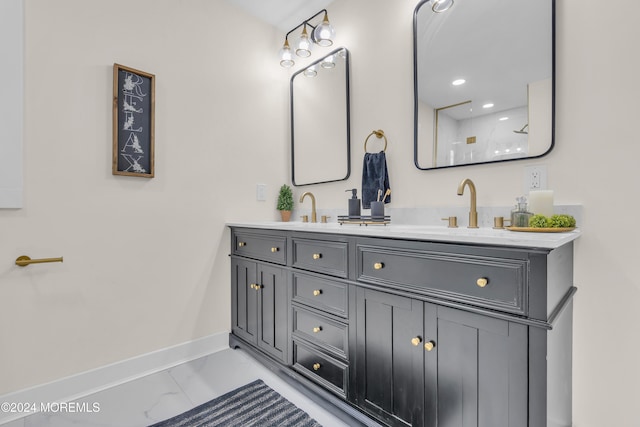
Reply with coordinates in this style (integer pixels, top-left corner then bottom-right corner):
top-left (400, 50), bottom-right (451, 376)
top-left (0, 332), bottom-right (229, 425)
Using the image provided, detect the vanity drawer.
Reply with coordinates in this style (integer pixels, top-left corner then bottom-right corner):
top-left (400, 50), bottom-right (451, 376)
top-left (293, 341), bottom-right (348, 398)
top-left (292, 273), bottom-right (348, 318)
top-left (232, 230), bottom-right (286, 265)
top-left (292, 238), bottom-right (348, 278)
top-left (357, 245), bottom-right (527, 315)
top-left (293, 306), bottom-right (348, 359)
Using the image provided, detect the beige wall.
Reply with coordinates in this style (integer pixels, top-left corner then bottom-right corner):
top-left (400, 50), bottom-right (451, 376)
top-left (0, 0), bottom-right (288, 394)
top-left (1, 0), bottom-right (639, 426)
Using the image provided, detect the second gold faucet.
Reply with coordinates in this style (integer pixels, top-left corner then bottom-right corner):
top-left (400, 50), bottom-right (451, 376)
top-left (300, 191), bottom-right (317, 223)
top-left (457, 178), bottom-right (478, 228)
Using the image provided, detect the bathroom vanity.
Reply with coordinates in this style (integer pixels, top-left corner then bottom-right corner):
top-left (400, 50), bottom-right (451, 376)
top-left (228, 222), bottom-right (578, 427)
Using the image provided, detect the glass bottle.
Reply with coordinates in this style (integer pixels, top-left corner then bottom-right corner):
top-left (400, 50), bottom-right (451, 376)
top-left (511, 196), bottom-right (533, 227)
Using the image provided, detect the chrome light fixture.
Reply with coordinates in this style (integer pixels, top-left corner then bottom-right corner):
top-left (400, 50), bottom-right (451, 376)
top-left (278, 9), bottom-right (336, 68)
top-left (432, 0), bottom-right (454, 13)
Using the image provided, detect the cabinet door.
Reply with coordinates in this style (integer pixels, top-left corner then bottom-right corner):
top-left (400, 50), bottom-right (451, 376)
top-left (256, 264), bottom-right (288, 363)
top-left (231, 258), bottom-right (258, 345)
top-left (355, 288), bottom-right (425, 427)
top-left (434, 307), bottom-right (528, 427)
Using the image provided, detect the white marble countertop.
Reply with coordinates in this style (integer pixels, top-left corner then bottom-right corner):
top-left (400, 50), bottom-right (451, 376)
top-left (226, 221), bottom-right (581, 250)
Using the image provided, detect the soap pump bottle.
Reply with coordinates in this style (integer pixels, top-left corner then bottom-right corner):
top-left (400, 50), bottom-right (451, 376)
top-left (511, 196), bottom-right (533, 227)
top-left (346, 189), bottom-right (361, 218)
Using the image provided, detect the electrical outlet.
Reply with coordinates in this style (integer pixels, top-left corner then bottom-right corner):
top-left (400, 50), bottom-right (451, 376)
top-left (524, 165), bottom-right (548, 192)
top-left (256, 184), bottom-right (267, 201)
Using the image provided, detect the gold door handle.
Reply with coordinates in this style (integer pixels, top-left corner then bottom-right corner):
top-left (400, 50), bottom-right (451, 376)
top-left (374, 262), bottom-right (384, 270)
top-left (313, 363), bottom-right (321, 371)
top-left (424, 341), bottom-right (435, 352)
top-left (271, 247), bottom-right (279, 253)
top-left (313, 326), bottom-right (322, 333)
top-left (15, 256), bottom-right (63, 267)
top-left (312, 289), bottom-right (322, 296)
top-left (238, 242), bottom-right (246, 247)
top-left (476, 278), bottom-right (488, 288)
top-left (312, 253), bottom-right (322, 260)
top-left (411, 337), bottom-right (422, 346)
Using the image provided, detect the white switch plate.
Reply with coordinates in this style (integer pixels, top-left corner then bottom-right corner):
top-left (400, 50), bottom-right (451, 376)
top-left (524, 165), bottom-right (548, 192)
top-left (256, 184), bottom-right (267, 201)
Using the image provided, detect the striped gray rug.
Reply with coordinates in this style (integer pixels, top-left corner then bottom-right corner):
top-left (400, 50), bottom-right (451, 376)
top-left (149, 379), bottom-right (322, 427)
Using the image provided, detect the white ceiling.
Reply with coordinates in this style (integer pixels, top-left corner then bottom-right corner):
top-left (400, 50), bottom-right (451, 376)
top-left (225, 0), bottom-right (335, 32)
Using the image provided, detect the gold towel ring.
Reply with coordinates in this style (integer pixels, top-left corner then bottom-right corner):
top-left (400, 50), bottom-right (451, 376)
top-left (364, 130), bottom-right (387, 153)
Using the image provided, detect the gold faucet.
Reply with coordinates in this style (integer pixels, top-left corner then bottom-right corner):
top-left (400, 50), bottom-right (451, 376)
top-left (457, 178), bottom-right (478, 228)
top-left (299, 192), bottom-right (317, 223)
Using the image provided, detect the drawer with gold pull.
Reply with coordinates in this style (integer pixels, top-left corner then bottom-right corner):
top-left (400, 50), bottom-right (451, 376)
top-left (293, 341), bottom-right (348, 397)
top-left (292, 306), bottom-right (348, 359)
top-left (232, 230), bottom-right (286, 265)
top-left (292, 273), bottom-right (348, 317)
top-left (292, 237), bottom-right (348, 278)
top-left (357, 243), bottom-right (527, 315)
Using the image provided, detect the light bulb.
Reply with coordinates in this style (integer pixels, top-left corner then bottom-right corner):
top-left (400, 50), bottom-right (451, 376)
top-left (304, 65), bottom-right (317, 77)
top-left (295, 25), bottom-right (312, 58)
top-left (432, 0), bottom-right (454, 13)
top-left (321, 55), bottom-right (335, 69)
top-left (279, 39), bottom-right (294, 68)
top-left (313, 12), bottom-right (335, 47)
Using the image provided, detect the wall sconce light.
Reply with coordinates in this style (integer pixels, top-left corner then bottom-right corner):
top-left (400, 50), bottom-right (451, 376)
top-left (278, 9), bottom-right (336, 68)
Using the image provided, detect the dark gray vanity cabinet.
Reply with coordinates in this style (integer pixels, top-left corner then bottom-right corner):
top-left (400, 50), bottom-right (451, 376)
top-left (289, 235), bottom-right (354, 400)
top-left (355, 289), bottom-right (527, 427)
top-left (355, 288), bottom-right (426, 427)
top-left (228, 226), bottom-right (576, 427)
top-left (231, 230), bottom-right (288, 364)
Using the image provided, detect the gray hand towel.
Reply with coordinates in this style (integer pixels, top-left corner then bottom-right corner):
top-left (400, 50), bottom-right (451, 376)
top-left (362, 151), bottom-right (390, 209)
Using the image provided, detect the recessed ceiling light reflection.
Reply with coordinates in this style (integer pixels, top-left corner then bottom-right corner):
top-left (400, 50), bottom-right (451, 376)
top-left (452, 79), bottom-right (466, 86)
top-left (499, 116), bottom-right (509, 121)
top-left (483, 103), bottom-right (494, 109)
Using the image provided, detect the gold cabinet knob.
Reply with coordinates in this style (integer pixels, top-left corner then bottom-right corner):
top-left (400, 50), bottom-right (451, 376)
top-left (424, 341), bottom-right (435, 352)
top-left (254, 284), bottom-right (262, 291)
top-left (312, 253), bottom-right (322, 260)
top-left (271, 247), bottom-right (279, 253)
top-left (312, 289), bottom-right (322, 296)
top-left (313, 326), bottom-right (322, 333)
top-left (249, 284), bottom-right (255, 290)
top-left (238, 242), bottom-right (246, 247)
top-left (374, 262), bottom-right (384, 270)
top-left (313, 363), bottom-right (321, 371)
top-left (476, 278), bottom-right (488, 288)
top-left (411, 337), bottom-right (422, 346)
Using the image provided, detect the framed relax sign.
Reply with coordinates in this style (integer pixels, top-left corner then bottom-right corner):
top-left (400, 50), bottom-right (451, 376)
top-left (112, 63), bottom-right (155, 178)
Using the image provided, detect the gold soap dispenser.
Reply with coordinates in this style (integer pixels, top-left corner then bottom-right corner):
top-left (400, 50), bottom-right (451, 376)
top-left (511, 196), bottom-right (533, 227)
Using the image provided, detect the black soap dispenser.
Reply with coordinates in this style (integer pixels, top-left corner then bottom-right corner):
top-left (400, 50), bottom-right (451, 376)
top-left (346, 189), bottom-right (361, 218)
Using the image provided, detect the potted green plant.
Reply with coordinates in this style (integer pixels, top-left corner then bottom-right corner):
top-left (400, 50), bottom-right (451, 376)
top-left (277, 184), bottom-right (294, 222)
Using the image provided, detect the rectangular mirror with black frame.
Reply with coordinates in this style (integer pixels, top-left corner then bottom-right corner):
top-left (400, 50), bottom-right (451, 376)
top-left (291, 47), bottom-right (350, 186)
top-left (413, 0), bottom-right (554, 169)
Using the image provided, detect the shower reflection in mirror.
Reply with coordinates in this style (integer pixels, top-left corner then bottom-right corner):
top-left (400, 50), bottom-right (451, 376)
top-left (433, 100), bottom-right (530, 166)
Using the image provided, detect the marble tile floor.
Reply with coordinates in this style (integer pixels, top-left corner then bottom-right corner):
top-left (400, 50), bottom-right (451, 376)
top-left (3, 348), bottom-right (351, 427)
